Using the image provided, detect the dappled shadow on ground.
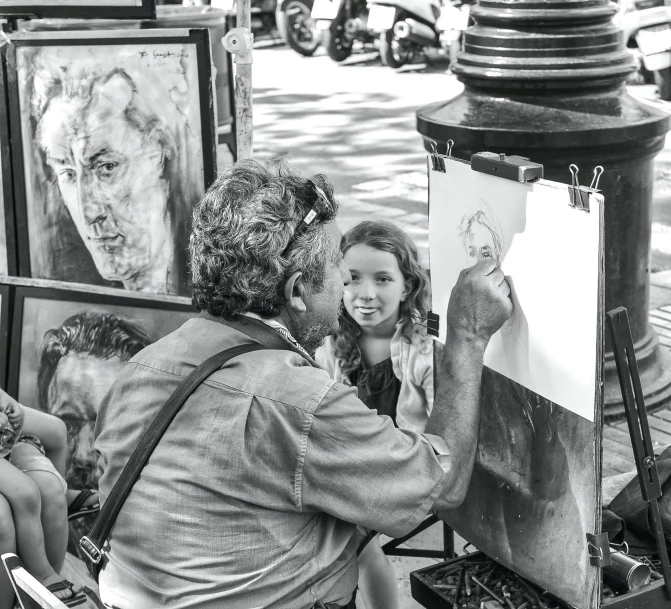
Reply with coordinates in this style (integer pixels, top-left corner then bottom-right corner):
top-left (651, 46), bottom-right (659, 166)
top-left (254, 86), bottom-right (432, 182)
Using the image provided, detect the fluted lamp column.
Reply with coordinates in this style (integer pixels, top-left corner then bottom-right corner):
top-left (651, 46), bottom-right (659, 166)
top-left (417, 0), bottom-right (671, 419)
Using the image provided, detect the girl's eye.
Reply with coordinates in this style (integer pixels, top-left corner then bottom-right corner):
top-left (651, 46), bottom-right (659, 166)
top-left (377, 277), bottom-right (391, 283)
top-left (349, 274), bottom-right (359, 282)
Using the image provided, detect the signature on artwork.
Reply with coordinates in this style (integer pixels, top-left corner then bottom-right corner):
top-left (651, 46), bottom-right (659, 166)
top-left (138, 50), bottom-right (190, 60)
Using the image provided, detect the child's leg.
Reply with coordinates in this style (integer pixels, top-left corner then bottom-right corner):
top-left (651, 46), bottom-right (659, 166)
top-left (21, 407), bottom-right (68, 477)
top-left (357, 536), bottom-right (400, 609)
top-left (10, 442), bottom-right (68, 572)
top-left (0, 459), bottom-right (78, 602)
top-left (24, 470), bottom-right (68, 572)
top-left (0, 493), bottom-right (17, 609)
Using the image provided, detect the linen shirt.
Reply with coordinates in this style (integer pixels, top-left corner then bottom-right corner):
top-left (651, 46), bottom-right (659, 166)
top-left (94, 316), bottom-right (451, 609)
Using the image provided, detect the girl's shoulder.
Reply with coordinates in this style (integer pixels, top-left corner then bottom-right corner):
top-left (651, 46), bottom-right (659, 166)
top-left (397, 323), bottom-right (433, 356)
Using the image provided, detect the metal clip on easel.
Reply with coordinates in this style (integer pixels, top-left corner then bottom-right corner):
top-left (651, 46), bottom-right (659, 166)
top-left (607, 307), bottom-right (671, 599)
top-left (569, 164), bottom-right (603, 212)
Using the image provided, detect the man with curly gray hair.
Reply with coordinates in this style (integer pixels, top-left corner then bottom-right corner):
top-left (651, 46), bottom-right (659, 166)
top-left (94, 158), bottom-right (513, 609)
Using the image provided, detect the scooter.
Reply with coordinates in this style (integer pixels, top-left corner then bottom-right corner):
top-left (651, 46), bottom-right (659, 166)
top-left (311, 0), bottom-right (377, 61)
top-left (618, 0), bottom-right (671, 100)
top-left (366, 0), bottom-right (471, 69)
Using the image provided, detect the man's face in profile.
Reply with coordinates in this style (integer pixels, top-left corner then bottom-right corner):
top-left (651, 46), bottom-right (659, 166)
top-left (47, 353), bottom-right (126, 488)
top-left (466, 222), bottom-right (499, 264)
top-left (38, 75), bottom-right (171, 286)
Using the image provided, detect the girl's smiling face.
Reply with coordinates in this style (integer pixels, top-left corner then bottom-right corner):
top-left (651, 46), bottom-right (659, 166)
top-left (343, 243), bottom-right (410, 337)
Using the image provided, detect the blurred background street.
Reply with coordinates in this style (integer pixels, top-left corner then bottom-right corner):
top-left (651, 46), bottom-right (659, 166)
top-left (221, 42), bottom-right (671, 279)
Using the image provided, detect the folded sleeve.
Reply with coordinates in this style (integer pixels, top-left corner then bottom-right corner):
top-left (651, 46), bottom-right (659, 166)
top-left (300, 382), bottom-right (450, 538)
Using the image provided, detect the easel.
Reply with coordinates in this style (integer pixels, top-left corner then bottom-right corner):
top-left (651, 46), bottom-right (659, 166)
top-left (603, 307), bottom-right (671, 608)
top-left (411, 148), bottom-right (671, 609)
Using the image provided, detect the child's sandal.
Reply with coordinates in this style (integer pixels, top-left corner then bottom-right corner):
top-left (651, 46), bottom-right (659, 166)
top-left (45, 580), bottom-right (87, 607)
top-left (67, 489), bottom-right (100, 521)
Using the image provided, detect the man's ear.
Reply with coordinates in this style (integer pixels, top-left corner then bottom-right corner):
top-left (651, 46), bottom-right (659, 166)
top-left (283, 271), bottom-right (307, 313)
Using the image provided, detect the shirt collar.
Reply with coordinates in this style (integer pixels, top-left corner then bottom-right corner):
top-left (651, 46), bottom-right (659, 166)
top-left (241, 312), bottom-right (313, 361)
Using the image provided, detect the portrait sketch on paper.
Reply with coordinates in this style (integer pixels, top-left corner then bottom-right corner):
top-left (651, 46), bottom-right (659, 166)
top-left (458, 203), bottom-right (530, 409)
top-left (12, 35), bottom-right (211, 295)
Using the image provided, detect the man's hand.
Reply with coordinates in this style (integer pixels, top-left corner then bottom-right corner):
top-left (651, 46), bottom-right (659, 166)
top-left (446, 259), bottom-right (513, 347)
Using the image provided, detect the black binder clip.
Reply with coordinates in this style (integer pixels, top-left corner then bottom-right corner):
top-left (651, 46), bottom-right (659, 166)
top-left (569, 164), bottom-right (602, 213)
top-left (586, 532), bottom-right (611, 567)
top-left (426, 311), bottom-right (440, 338)
top-left (428, 139), bottom-right (452, 173)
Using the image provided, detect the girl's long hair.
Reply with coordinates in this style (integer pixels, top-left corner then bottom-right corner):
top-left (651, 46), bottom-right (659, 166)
top-left (333, 220), bottom-right (431, 374)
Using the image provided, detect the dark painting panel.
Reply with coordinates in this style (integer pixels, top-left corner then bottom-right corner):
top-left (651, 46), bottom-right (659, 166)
top-left (0, 1), bottom-right (156, 19)
top-left (440, 367), bottom-right (600, 609)
top-left (8, 30), bottom-right (215, 296)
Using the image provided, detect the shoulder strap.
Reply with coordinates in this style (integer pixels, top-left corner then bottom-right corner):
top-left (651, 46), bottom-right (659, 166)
top-left (80, 343), bottom-right (266, 577)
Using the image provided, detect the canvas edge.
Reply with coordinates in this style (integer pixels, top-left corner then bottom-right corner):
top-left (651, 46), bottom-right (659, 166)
top-left (3, 43), bottom-right (32, 279)
top-left (589, 191), bottom-right (605, 609)
top-left (0, 46), bottom-right (18, 278)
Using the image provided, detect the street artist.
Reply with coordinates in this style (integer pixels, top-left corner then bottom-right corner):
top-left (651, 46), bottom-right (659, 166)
top-left (93, 158), bottom-right (513, 609)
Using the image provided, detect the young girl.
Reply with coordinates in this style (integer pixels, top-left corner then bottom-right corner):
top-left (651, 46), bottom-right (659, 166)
top-left (315, 220), bottom-right (433, 609)
top-left (0, 390), bottom-right (86, 608)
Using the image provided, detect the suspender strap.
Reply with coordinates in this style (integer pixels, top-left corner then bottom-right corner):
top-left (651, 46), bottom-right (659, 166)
top-left (80, 343), bottom-right (266, 577)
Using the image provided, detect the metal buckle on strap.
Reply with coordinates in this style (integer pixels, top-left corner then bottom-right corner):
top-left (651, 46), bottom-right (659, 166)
top-left (79, 536), bottom-right (102, 564)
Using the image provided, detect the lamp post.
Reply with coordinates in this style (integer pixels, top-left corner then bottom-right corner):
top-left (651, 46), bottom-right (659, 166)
top-left (417, 0), bottom-right (671, 419)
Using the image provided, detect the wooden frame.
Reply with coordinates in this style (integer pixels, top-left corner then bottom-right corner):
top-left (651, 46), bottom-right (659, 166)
top-left (0, 1), bottom-right (156, 20)
top-left (0, 55), bottom-right (17, 277)
top-left (0, 283), bottom-right (12, 390)
top-left (4, 29), bottom-right (216, 294)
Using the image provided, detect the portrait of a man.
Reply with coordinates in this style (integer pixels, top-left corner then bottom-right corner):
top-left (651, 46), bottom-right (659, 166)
top-left (37, 312), bottom-right (152, 489)
top-left (10, 31), bottom-right (214, 295)
top-left (11, 289), bottom-right (197, 484)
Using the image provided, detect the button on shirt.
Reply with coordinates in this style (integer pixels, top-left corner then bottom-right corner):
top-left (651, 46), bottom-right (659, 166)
top-left (94, 316), bottom-right (451, 609)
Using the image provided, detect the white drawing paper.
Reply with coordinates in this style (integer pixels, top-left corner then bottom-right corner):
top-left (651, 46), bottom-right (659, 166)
top-left (429, 158), bottom-right (601, 422)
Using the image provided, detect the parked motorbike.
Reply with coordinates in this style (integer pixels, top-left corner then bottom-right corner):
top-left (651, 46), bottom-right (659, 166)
top-left (618, 0), bottom-right (671, 100)
top-left (365, 0), bottom-right (470, 69)
top-left (311, 0), bottom-right (377, 61)
top-left (276, 0), bottom-right (323, 56)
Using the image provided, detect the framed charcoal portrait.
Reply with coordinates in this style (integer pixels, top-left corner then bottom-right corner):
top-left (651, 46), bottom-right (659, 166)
top-left (7, 285), bottom-right (196, 493)
top-left (6, 29), bottom-right (216, 296)
top-left (0, 284), bottom-right (12, 389)
top-left (0, 1), bottom-right (156, 20)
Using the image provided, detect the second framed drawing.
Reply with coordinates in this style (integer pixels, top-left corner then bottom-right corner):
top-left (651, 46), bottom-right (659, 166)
top-left (7, 283), bottom-right (196, 491)
top-left (5, 28), bottom-right (216, 297)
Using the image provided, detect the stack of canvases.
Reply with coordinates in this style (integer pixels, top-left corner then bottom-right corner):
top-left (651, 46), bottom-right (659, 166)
top-left (0, 0), bottom-right (217, 561)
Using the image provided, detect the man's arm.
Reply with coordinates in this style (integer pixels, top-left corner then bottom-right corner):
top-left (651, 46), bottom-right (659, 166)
top-left (426, 259), bottom-right (512, 510)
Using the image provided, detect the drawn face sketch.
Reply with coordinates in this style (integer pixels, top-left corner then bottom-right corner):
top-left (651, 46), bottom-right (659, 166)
top-left (47, 353), bottom-right (126, 488)
top-left (460, 209), bottom-right (503, 265)
top-left (36, 71), bottom-right (173, 293)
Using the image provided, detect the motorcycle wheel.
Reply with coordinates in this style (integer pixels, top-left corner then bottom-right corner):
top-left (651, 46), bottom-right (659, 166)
top-left (379, 28), bottom-right (411, 69)
top-left (324, 14), bottom-right (353, 62)
top-left (655, 67), bottom-right (671, 102)
top-left (280, 0), bottom-right (322, 57)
